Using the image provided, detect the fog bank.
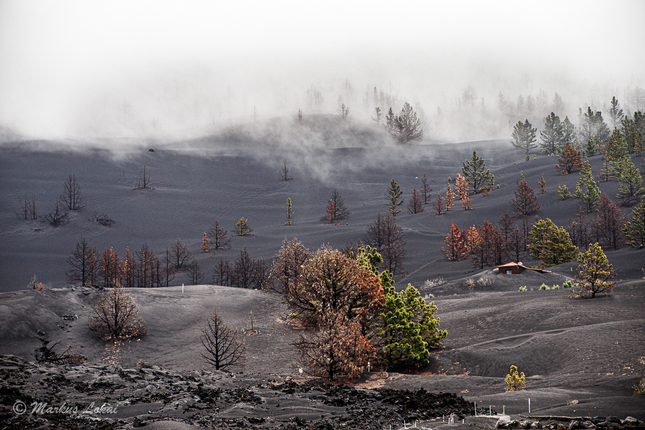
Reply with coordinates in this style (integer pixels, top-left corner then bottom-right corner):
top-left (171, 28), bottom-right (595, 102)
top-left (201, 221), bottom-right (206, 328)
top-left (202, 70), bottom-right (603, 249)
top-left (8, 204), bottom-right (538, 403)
top-left (1, 0), bottom-right (644, 141)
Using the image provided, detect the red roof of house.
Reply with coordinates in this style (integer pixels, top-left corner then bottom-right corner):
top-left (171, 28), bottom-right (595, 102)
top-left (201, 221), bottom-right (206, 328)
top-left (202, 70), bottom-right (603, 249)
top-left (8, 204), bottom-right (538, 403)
top-left (496, 262), bottom-right (528, 269)
top-left (495, 262), bottom-right (547, 273)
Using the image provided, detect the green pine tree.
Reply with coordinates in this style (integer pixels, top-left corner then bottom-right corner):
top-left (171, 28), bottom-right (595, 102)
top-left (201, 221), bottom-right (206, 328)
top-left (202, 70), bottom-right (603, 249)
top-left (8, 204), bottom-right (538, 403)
top-left (285, 198), bottom-right (294, 225)
top-left (540, 112), bottom-right (563, 154)
top-left (527, 218), bottom-right (578, 268)
top-left (623, 196), bottom-right (645, 248)
top-left (586, 137), bottom-right (601, 157)
top-left (622, 117), bottom-right (644, 155)
top-left (511, 119), bottom-right (537, 157)
top-left (379, 284), bottom-right (446, 369)
top-left (575, 242), bottom-right (614, 298)
top-left (505, 365), bottom-right (526, 391)
top-left (388, 179), bottom-right (404, 217)
top-left (235, 217), bottom-right (252, 235)
top-left (579, 107), bottom-right (611, 148)
top-left (608, 96), bottom-right (624, 129)
top-left (461, 150), bottom-right (492, 194)
top-left (606, 128), bottom-right (628, 162)
top-left (385, 103), bottom-right (424, 144)
top-left (575, 160), bottom-right (601, 213)
top-left (615, 156), bottom-right (645, 206)
top-left (561, 116), bottom-right (577, 148)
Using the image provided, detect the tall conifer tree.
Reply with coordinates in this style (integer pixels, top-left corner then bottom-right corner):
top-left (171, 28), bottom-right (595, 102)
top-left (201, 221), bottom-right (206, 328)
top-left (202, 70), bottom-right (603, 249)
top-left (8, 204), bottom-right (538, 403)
top-left (461, 151), bottom-right (491, 194)
top-left (615, 156), bottom-right (645, 206)
top-left (575, 160), bottom-right (601, 213)
top-left (623, 196), bottom-right (645, 248)
top-left (387, 179), bottom-right (404, 217)
top-left (540, 112), bottom-right (563, 154)
top-left (511, 119), bottom-right (537, 156)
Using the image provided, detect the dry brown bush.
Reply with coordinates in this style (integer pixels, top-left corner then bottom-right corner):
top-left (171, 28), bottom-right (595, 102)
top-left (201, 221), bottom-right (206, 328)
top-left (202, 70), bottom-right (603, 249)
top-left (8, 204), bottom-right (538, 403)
top-left (90, 285), bottom-right (146, 340)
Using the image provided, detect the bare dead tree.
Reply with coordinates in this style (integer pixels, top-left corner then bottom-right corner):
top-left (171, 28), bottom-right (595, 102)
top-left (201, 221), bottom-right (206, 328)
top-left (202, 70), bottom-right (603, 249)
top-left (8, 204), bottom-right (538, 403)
top-left (44, 201), bottom-right (69, 227)
top-left (365, 213), bottom-right (387, 250)
top-left (36, 340), bottom-right (86, 365)
top-left (215, 248), bottom-right (268, 289)
top-left (200, 310), bottom-right (246, 370)
top-left (432, 193), bottom-right (445, 215)
top-left (187, 261), bottom-right (204, 285)
top-left (136, 243), bottom-right (160, 288)
top-left (208, 220), bottom-right (232, 250)
top-left (170, 238), bottom-right (193, 273)
top-left (421, 174), bottom-right (432, 204)
top-left (162, 247), bottom-right (176, 287)
top-left (364, 213), bottom-right (405, 275)
top-left (320, 189), bottom-right (350, 223)
top-left (251, 258), bottom-right (270, 290)
top-left (66, 237), bottom-right (98, 287)
top-left (232, 247), bottom-right (254, 289)
top-left (17, 195), bottom-right (37, 220)
top-left (94, 213), bottom-right (115, 227)
top-left (337, 103), bottom-right (351, 120)
top-left (212, 257), bottom-right (232, 286)
top-left (407, 188), bottom-right (424, 214)
top-left (281, 160), bottom-right (294, 181)
top-left (90, 285), bottom-right (146, 340)
top-left (591, 194), bottom-right (627, 250)
top-left (134, 165), bottom-right (152, 189)
top-left (60, 174), bottom-right (85, 210)
top-left (380, 214), bottom-right (406, 275)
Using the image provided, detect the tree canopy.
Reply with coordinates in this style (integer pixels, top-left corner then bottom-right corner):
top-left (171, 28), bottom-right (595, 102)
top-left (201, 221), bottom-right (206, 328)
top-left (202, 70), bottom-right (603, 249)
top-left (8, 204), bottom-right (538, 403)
top-left (378, 284), bottom-right (446, 369)
top-left (385, 102), bottom-right (424, 144)
top-left (387, 179), bottom-right (404, 217)
top-left (461, 151), bottom-right (492, 194)
top-left (527, 218), bottom-right (577, 268)
top-left (556, 142), bottom-right (582, 175)
top-left (511, 119), bottom-right (537, 156)
top-left (575, 242), bottom-right (614, 299)
top-left (623, 196), bottom-right (645, 248)
top-left (540, 112), bottom-right (563, 154)
top-left (575, 160), bottom-right (601, 213)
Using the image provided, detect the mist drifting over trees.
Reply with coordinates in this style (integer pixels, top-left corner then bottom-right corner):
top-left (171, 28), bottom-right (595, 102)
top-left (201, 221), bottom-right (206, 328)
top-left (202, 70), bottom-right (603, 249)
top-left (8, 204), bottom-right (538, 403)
top-left (0, 1), bottom-right (643, 142)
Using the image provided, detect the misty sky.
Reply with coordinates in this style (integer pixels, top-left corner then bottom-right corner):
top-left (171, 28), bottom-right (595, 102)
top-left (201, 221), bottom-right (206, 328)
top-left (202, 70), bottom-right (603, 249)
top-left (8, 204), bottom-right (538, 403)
top-left (1, 0), bottom-right (644, 138)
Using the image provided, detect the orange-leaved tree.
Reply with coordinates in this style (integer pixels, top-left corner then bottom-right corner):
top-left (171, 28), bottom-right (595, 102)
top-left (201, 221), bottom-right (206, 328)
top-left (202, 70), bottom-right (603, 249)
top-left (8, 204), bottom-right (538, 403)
top-left (445, 182), bottom-right (455, 211)
top-left (557, 142), bottom-right (582, 175)
top-left (100, 247), bottom-right (121, 288)
top-left (288, 246), bottom-right (386, 380)
top-left (433, 193), bottom-right (445, 215)
top-left (455, 174), bottom-right (472, 210)
top-left (442, 223), bottom-right (468, 261)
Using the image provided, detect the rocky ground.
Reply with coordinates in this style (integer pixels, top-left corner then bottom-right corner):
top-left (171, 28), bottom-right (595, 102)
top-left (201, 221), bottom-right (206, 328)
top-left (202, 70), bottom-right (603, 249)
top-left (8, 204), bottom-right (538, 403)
top-left (1, 354), bottom-right (644, 430)
top-left (0, 354), bottom-right (478, 429)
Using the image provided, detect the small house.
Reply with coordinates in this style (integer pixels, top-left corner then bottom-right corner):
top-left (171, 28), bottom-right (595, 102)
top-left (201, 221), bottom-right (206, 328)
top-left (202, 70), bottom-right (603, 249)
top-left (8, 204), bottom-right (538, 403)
top-left (495, 262), bottom-right (530, 275)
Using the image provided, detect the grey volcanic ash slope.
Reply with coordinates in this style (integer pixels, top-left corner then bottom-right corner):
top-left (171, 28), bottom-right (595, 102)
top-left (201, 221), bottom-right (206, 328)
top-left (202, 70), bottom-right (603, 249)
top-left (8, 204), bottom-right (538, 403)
top-left (1, 118), bottom-right (645, 424)
top-left (0, 117), bottom-right (529, 293)
top-left (1, 116), bottom-right (644, 294)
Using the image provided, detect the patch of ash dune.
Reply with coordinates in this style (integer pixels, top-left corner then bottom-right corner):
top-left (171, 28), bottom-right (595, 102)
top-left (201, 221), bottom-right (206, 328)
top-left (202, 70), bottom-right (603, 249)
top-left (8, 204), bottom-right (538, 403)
top-left (432, 280), bottom-right (645, 388)
top-left (0, 286), bottom-right (301, 376)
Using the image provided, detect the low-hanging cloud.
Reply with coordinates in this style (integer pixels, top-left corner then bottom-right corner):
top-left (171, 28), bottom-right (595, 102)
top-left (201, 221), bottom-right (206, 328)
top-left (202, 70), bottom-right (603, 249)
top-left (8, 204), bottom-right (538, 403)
top-left (0, 0), bottom-right (643, 142)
